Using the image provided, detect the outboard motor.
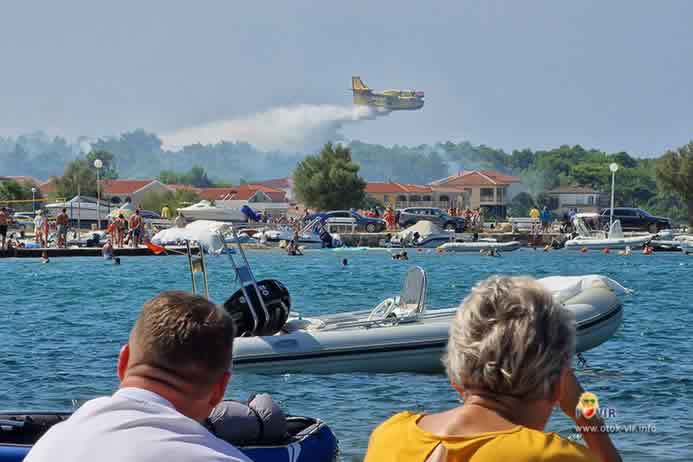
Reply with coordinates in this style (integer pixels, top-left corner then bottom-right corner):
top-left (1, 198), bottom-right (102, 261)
top-left (223, 279), bottom-right (291, 336)
top-left (241, 205), bottom-right (261, 222)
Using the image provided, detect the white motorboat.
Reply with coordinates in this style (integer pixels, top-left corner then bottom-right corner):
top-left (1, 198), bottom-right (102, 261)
top-left (177, 200), bottom-right (246, 222)
top-left (258, 218), bottom-right (342, 249)
top-left (564, 219), bottom-right (652, 250)
top-left (232, 268), bottom-right (628, 374)
top-left (387, 221), bottom-right (455, 248)
top-left (45, 196), bottom-right (114, 223)
top-left (437, 240), bottom-right (522, 253)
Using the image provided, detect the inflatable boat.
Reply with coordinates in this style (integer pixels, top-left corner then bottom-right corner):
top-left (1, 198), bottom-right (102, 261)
top-left (174, 224), bottom-right (628, 375)
top-left (386, 221), bottom-right (455, 248)
top-left (564, 219), bottom-right (652, 250)
top-left (232, 269), bottom-right (628, 374)
top-left (437, 240), bottom-right (522, 253)
top-left (0, 396), bottom-right (338, 462)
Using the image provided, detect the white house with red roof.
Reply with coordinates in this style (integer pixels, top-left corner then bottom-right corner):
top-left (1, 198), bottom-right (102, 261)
top-left (429, 170), bottom-right (520, 215)
top-left (100, 179), bottom-right (170, 206)
top-left (254, 178), bottom-right (294, 201)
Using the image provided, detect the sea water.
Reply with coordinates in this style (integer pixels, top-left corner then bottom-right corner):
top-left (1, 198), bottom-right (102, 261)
top-left (1, 249), bottom-right (692, 461)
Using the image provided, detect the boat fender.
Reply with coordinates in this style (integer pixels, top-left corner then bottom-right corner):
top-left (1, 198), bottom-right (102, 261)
top-left (223, 279), bottom-right (291, 336)
top-left (208, 394), bottom-right (287, 446)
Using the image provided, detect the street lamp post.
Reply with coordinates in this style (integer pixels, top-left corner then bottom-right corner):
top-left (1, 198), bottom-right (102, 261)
top-left (31, 187), bottom-right (36, 214)
top-left (609, 163), bottom-right (619, 231)
top-left (94, 158), bottom-right (103, 229)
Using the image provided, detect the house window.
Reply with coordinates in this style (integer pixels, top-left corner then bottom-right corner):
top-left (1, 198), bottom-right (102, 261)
top-left (439, 195), bottom-right (450, 202)
top-left (480, 188), bottom-right (494, 202)
top-left (383, 195), bottom-right (389, 203)
top-left (410, 195), bottom-right (421, 202)
top-left (397, 195), bottom-right (407, 202)
top-left (496, 188), bottom-right (505, 202)
top-left (422, 195), bottom-right (432, 202)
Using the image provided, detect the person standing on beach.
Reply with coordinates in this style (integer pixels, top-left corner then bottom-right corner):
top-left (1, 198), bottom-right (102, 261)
top-left (25, 291), bottom-right (250, 462)
top-left (161, 204), bottom-right (172, 219)
top-left (34, 211), bottom-right (48, 248)
top-left (175, 211), bottom-right (186, 228)
top-left (129, 210), bottom-right (143, 247)
top-left (114, 213), bottom-right (126, 248)
top-left (56, 208), bottom-right (69, 248)
top-left (0, 207), bottom-right (8, 250)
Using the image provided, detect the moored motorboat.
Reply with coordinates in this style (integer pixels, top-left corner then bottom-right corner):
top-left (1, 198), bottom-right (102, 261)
top-left (387, 221), bottom-right (455, 248)
top-left (177, 200), bottom-right (247, 222)
top-left (437, 240), bottom-right (522, 253)
top-left (232, 268), bottom-right (628, 374)
top-left (564, 219), bottom-right (652, 250)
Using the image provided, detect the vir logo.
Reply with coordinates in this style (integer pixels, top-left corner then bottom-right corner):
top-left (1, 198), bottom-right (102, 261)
top-left (576, 392), bottom-right (616, 420)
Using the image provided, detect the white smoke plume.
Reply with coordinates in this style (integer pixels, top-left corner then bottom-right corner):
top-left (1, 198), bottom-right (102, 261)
top-left (161, 104), bottom-right (389, 153)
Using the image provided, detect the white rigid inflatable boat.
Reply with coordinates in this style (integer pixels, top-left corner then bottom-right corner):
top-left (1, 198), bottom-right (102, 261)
top-left (173, 223), bottom-right (628, 375)
top-left (564, 219), bottom-right (652, 250)
top-left (232, 268), bottom-right (628, 374)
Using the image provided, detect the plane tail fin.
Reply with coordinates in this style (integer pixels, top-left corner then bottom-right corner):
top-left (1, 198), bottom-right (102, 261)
top-left (352, 76), bottom-right (369, 92)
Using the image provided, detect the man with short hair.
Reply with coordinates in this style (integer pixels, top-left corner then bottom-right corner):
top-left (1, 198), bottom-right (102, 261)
top-left (56, 208), bottom-right (69, 248)
top-left (26, 291), bottom-right (250, 462)
top-left (0, 207), bottom-right (8, 250)
top-left (129, 209), bottom-right (143, 247)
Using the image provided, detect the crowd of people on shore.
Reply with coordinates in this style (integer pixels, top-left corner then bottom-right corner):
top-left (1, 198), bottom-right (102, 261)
top-left (24, 277), bottom-right (622, 462)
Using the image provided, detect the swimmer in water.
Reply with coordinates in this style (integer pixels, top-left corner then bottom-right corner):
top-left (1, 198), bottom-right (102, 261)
top-left (342, 258), bottom-right (348, 266)
top-left (41, 250), bottom-right (49, 264)
top-left (114, 257), bottom-right (121, 265)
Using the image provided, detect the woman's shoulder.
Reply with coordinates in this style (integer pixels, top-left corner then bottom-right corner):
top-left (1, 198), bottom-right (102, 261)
top-left (372, 411), bottom-right (419, 434)
top-left (500, 427), bottom-right (597, 461)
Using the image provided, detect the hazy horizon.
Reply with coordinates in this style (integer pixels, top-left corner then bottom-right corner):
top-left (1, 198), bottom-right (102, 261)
top-left (2, 1), bottom-right (693, 157)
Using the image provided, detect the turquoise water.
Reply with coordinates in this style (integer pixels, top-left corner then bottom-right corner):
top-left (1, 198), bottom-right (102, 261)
top-left (1, 249), bottom-right (692, 461)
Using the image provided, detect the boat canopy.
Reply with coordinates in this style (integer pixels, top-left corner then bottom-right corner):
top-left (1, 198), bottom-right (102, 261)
top-left (396, 221), bottom-right (445, 241)
top-left (151, 220), bottom-right (231, 253)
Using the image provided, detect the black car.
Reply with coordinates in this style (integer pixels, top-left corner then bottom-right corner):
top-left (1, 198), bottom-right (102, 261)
top-left (599, 208), bottom-right (671, 232)
top-left (310, 210), bottom-right (386, 233)
top-left (397, 207), bottom-right (466, 232)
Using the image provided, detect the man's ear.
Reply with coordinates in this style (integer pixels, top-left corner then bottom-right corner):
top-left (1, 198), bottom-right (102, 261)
top-left (117, 344), bottom-right (130, 382)
top-left (210, 371), bottom-right (231, 407)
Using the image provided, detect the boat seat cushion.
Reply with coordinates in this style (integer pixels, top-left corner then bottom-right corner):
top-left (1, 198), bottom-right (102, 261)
top-left (208, 394), bottom-right (287, 446)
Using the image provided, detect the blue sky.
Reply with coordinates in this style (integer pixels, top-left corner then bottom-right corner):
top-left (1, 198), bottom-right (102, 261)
top-left (1, 0), bottom-right (692, 156)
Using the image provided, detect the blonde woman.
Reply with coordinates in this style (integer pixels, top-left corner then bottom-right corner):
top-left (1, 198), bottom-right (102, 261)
top-left (365, 276), bottom-right (621, 462)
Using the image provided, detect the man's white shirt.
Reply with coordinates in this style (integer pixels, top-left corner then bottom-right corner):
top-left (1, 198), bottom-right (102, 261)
top-left (25, 388), bottom-right (251, 462)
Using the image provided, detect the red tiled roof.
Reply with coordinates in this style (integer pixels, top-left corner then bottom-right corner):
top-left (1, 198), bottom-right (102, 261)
top-left (256, 178), bottom-right (292, 189)
top-left (102, 179), bottom-right (157, 195)
top-left (430, 170), bottom-right (520, 187)
top-left (39, 181), bottom-right (58, 195)
top-left (230, 184), bottom-right (287, 202)
top-left (196, 187), bottom-right (237, 201)
top-left (365, 182), bottom-right (432, 194)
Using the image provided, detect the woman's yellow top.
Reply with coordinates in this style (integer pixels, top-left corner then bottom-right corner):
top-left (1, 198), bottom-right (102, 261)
top-left (364, 412), bottom-right (597, 462)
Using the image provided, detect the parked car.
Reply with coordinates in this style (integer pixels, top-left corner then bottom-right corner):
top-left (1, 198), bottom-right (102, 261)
top-left (310, 210), bottom-right (386, 232)
top-left (599, 207), bottom-right (672, 233)
top-left (398, 207), bottom-right (466, 232)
